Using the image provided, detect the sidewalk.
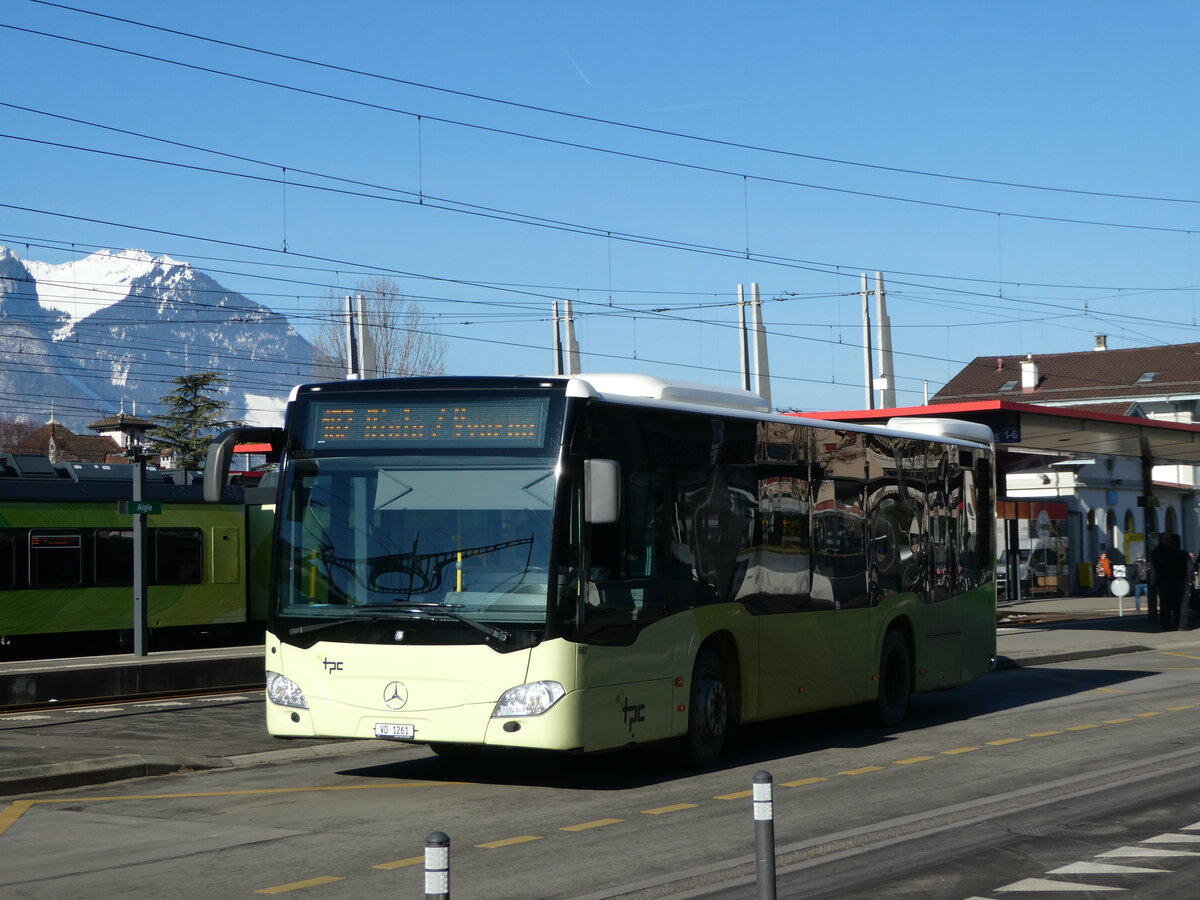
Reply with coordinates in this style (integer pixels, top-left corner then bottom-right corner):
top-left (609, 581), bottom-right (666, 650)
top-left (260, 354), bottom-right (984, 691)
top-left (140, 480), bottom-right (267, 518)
top-left (996, 592), bottom-right (1200, 667)
top-left (3, 594), bottom-right (1199, 798)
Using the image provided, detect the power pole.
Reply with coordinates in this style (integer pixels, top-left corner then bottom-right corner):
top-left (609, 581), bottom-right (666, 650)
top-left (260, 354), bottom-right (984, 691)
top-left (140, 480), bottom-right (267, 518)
top-left (551, 301), bottom-right (564, 375)
top-left (563, 297), bottom-right (581, 375)
top-left (738, 284), bottom-right (751, 392)
top-left (874, 272), bottom-right (896, 408)
top-left (861, 273), bottom-right (874, 409)
top-left (750, 282), bottom-right (772, 408)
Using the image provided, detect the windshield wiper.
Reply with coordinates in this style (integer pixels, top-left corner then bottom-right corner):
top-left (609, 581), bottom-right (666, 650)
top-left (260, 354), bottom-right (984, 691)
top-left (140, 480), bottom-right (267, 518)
top-left (393, 603), bottom-right (510, 643)
top-left (287, 615), bottom-right (396, 636)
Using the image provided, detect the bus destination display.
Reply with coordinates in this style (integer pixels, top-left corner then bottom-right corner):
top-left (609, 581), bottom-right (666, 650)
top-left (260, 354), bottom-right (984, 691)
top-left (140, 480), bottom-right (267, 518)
top-left (311, 397), bottom-right (549, 448)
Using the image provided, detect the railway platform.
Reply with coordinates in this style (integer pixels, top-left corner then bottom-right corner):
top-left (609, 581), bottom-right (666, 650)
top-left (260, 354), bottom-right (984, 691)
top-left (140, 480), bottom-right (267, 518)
top-left (3, 594), bottom-right (1200, 798)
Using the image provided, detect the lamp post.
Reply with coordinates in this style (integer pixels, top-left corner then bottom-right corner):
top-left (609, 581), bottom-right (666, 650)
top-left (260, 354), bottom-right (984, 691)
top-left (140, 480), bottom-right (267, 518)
top-left (125, 444), bottom-right (153, 656)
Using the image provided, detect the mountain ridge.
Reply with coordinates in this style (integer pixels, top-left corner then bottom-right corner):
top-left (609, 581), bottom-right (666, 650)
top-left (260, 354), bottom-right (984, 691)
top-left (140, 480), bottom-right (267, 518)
top-left (0, 246), bottom-right (315, 432)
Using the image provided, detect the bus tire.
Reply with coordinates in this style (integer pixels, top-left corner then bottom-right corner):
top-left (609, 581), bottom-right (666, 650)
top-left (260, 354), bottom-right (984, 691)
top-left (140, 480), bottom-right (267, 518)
top-left (683, 648), bottom-right (730, 768)
top-left (874, 628), bottom-right (912, 728)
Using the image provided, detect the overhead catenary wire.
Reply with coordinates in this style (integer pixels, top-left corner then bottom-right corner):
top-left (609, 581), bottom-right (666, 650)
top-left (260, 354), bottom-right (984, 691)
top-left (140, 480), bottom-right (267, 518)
top-left (23, 0), bottom-right (1200, 209)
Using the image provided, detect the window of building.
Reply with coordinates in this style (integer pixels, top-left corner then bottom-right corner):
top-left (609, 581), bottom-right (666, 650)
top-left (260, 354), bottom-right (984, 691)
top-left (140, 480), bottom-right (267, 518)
top-left (1135, 372), bottom-right (1160, 384)
top-left (998, 380), bottom-right (1018, 391)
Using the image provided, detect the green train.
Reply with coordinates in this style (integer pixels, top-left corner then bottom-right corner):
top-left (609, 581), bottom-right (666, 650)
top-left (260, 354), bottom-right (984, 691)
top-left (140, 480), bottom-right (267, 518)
top-left (0, 453), bottom-right (273, 659)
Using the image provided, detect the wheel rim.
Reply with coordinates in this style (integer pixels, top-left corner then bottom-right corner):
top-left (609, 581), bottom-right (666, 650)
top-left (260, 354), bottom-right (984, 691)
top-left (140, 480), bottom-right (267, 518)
top-left (696, 673), bottom-right (728, 741)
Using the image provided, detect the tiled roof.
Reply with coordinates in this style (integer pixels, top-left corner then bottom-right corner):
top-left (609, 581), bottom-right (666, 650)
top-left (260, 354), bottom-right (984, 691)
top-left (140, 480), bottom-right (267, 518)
top-left (13, 423), bottom-right (123, 464)
top-left (932, 342), bottom-right (1200, 405)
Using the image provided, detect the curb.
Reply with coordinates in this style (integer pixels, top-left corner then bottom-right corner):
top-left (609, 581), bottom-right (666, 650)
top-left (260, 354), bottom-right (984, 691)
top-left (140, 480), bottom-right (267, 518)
top-left (995, 644), bottom-right (1150, 669)
top-left (0, 740), bottom-right (392, 798)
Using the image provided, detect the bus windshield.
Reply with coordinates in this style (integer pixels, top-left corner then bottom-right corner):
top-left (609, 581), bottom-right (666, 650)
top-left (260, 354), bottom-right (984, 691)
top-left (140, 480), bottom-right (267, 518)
top-left (275, 454), bottom-right (557, 627)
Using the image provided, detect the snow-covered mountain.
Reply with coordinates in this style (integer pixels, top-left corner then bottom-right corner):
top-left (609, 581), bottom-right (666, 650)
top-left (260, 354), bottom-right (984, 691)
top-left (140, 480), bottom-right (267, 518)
top-left (0, 246), bottom-right (315, 431)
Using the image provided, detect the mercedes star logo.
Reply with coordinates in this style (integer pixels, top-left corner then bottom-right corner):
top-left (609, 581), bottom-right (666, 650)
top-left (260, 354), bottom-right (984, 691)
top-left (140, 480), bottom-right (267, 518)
top-left (383, 681), bottom-right (409, 710)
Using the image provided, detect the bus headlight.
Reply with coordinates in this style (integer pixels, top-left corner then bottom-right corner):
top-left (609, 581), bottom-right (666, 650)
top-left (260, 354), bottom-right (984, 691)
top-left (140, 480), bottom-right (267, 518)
top-left (266, 671), bottom-right (309, 709)
top-left (492, 681), bottom-right (565, 717)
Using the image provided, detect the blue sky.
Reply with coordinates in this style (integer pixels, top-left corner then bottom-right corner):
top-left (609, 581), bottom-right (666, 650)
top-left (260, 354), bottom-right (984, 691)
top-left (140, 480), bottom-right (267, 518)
top-left (5, 0), bottom-right (1200, 414)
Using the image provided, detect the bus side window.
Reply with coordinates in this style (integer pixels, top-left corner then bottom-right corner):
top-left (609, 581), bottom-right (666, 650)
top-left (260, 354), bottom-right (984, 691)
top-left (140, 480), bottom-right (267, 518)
top-left (586, 471), bottom-right (664, 611)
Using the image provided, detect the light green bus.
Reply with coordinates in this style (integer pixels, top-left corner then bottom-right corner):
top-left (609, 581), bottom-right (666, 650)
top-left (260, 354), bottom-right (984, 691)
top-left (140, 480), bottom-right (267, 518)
top-left (207, 374), bottom-right (996, 765)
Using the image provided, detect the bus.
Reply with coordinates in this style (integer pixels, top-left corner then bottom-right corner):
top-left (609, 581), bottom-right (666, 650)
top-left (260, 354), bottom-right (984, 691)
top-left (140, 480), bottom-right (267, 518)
top-left (206, 374), bottom-right (996, 765)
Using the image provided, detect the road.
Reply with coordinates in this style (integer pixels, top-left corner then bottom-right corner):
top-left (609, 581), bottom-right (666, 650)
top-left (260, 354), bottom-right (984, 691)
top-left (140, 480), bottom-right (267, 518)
top-left (3, 645), bottom-right (1200, 898)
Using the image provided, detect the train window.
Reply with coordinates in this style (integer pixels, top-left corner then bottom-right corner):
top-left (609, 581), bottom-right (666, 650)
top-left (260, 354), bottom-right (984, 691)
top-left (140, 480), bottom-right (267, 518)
top-left (0, 530), bottom-right (13, 589)
top-left (30, 531), bottom-right (83, 588)
top-left (155, 528), bottom-right (204, 585)
top-left (95, 530), bottom-right (134, 586)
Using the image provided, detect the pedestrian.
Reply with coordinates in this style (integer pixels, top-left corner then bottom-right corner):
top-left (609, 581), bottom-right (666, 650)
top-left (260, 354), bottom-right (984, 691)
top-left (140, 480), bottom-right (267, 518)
top-left (1094, 551), bottom-right (1113, 597)
top-left (1133, 556), bottom-right (1150, 613)
top-left (1151, 533), bottom-right (1190, 631)
top-left (1182, 552), bottom-right (1199, 631)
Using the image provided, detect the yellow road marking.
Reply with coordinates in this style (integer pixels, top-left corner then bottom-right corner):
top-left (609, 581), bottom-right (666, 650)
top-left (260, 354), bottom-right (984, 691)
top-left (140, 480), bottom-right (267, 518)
top-left (780, 777), bottom-right (828, 787)
top-left (941, 747), bottom-right (978, 755)
top-left (1104, 718), bottom-right (1134, 724)
top-left (1137, 712), bottom-right (1163, 717)
top-left (371, 856), bottom-right (423, 870)
top-left (1028, 730), bottom-right (1063, 737)
top-left (840, 766), bottom-right (885, 775)
top-left (642, 803), bottom-right (699, 815)
top-left (256, 876), bottom-right (344, 894)
top-left (0, 781), bottom-right (453, 839)
top-left (0, 800), bottom-right (34, 838)
top-left (1163, 651), bottom-right (1200, 661)
top-left (1168, 705), bottom-right (1194, 711)
top-left (894, 756), bottom-right (935, 765)
top-left (1091, 687), bottom-right (1126, 693)
top-left (477, 835), bottom-right (543, 849)
top-left (1067, 724), bottom-right (1101, 731)
top-left (561, 818), bottom-right (624, 831)
top-left (986, 738), bottom-right (1023, 746)
top-left (713, 790), bottom-right (753, 800)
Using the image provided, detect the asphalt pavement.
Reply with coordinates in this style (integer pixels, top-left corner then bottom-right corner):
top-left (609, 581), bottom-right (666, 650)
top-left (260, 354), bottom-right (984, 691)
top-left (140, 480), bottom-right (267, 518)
top-left (3, 593), bottom-right (1198, 798)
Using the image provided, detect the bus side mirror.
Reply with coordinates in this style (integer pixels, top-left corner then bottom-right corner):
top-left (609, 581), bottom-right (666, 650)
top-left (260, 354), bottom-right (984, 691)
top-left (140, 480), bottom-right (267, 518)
top-left (204, 427), bottom-right (285, 503)
top-left (585, 459), bottom-right (621, 524)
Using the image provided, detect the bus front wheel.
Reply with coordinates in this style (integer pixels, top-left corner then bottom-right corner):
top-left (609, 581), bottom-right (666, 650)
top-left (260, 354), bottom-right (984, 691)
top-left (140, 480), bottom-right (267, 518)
top-left (683, 649), bottom-right (730, 768)
top-left (874, 629), bottom-right (912, 727)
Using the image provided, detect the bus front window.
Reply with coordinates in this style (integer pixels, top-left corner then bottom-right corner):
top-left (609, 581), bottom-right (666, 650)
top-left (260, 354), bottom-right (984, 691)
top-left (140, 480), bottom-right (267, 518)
top-left (276, 455), bottom-right (557, 628)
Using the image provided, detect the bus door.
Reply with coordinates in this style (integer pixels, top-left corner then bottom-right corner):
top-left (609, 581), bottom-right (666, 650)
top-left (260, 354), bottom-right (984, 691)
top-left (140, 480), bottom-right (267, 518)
top-left (575, 412), bottom-right (674, 749)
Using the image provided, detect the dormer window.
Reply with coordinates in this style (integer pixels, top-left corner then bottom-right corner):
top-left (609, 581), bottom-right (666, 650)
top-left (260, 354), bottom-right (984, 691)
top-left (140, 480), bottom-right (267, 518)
top-left (998, 380), bottom-right (1018, 391)
top-left (1135, 372), bottom-right (1159, 384)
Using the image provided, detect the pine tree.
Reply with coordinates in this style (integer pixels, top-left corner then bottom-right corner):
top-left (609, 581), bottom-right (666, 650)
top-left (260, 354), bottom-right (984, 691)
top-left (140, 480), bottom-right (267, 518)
top-left (148, 372), bottom-right (245, 471)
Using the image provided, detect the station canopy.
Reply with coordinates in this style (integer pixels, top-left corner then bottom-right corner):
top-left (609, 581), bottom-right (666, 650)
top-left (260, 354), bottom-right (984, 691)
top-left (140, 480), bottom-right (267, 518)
top-left (795, 399), bottom-right (1200, 466)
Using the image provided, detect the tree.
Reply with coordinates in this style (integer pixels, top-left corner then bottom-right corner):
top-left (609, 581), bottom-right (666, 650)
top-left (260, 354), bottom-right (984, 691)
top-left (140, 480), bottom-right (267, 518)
top-left (148, 372), bottom-right (245, 471)
top-left (0, 417), bottom-right (37, 453)
top-left (311, 277), bottom-right (448, 381)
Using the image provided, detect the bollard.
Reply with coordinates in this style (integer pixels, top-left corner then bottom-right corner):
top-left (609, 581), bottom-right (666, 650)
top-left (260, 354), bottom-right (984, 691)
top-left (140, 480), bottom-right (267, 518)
top-left (425, 831), bottom-right (450, 900)
top-left (753, 770), bottom-right (777, 900)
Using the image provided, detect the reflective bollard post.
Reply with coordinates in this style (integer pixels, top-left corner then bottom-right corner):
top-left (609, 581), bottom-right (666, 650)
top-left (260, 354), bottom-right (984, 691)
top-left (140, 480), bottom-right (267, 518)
top-left (754, 771), bottom-right (777, 900)
top-left (425, 831), bottom-right (450, 900)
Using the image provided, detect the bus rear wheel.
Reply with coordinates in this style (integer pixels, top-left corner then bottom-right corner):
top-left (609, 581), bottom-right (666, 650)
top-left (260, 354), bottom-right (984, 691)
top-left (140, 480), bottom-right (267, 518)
top-left (683, 649), bottom-right (730, 768)
top-left (874, 628), bottom-right (912, 727)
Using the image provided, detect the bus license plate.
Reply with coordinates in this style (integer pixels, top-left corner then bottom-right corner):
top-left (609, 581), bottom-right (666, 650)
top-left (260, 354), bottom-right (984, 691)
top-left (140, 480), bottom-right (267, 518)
top-left (374, 723), bottom-right (415, 740)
